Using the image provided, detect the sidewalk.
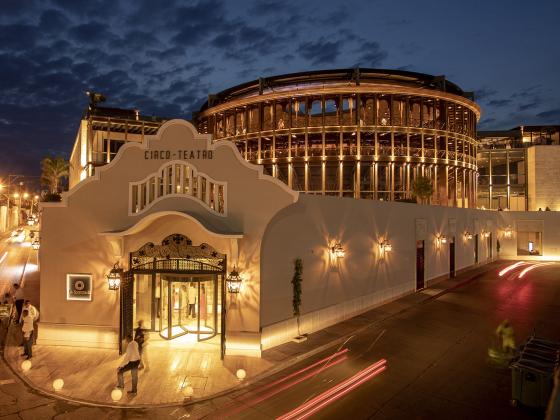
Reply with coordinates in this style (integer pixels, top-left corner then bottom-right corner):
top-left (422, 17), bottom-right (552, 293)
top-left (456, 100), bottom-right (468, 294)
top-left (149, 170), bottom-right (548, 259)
top-left (2, 261), bottom-right (501, 408)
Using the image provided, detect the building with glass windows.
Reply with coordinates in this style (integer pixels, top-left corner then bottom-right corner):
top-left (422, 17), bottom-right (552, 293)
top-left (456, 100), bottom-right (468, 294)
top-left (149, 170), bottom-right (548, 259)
top-left (195, 68), bottom-right (480, 207)
top-left (477, 125), bottom-right (560, 211)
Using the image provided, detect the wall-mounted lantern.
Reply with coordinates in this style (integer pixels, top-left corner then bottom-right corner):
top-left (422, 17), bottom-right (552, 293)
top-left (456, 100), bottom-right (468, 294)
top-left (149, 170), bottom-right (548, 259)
top-left (107, 263), bottom-right (123, 290)
top-left (464, 231), bottom-right (473, 240)
top-left (503, 226), bottom-right (513, 238)
top-left (436, 234), bottom-right (447, 249)
top-left (379, 240), bottom-right (392, 256)
top-left (481, 230), bottom-right (490, 239)
top-left (330, 242), bottom-right (345, 259)
top-left (226, 267), bottom-right (242, 293)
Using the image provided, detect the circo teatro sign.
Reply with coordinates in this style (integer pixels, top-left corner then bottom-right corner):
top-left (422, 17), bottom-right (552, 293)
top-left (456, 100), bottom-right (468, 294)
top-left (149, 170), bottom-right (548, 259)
top-left (144, 150), bottom-right (213, 160)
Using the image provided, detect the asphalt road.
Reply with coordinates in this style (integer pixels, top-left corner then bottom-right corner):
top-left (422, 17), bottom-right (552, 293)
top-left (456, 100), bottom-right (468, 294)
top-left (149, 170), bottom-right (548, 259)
top-left (205, 261), bottom-right (559, 420)
top-left (0, 228), bottom-right (33, 300)
top-left (1, 259), bottom-right (558, 419)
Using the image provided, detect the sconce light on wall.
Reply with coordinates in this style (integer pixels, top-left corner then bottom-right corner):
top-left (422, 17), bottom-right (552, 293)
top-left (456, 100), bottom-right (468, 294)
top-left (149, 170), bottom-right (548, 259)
top-left (503, 226), bottom-right (513, 238)
top-left (330, 242), bottom-right (345, 259)
top-left (107, 263), bottom-right (123, 290)
top-left (481, 230), bottom-right (490, 239)
top-left (226, 267), bottom-right (243, 293)
top-left (436, 234), bottom-right (447, 249)
top-left (379, 240), bottom-right (392, 256)
top-left (464, 231), bottom-right (473, 240)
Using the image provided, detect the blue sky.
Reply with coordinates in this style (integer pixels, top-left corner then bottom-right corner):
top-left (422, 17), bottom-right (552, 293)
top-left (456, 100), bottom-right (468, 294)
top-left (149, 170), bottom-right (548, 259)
top-left (0, 0), bottom-right (559, 176)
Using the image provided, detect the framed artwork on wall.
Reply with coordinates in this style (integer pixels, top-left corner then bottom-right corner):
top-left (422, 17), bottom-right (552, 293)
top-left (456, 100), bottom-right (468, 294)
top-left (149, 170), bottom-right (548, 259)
top-left (66, 274), bottom-right (93, 301)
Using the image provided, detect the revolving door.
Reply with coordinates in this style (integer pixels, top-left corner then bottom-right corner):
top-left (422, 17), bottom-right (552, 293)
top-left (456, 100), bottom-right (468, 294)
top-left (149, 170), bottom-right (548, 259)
top-left (159, 275), bottom-right (218, 341)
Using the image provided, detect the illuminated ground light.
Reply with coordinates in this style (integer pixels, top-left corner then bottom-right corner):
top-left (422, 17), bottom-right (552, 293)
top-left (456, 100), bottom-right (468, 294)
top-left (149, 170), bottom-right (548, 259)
top-left (278, 359), bottom-right (387, 420)
top-left (498, 261), bottom-right (525, 277)
top-left (518, 262), bottom-right (556, 279)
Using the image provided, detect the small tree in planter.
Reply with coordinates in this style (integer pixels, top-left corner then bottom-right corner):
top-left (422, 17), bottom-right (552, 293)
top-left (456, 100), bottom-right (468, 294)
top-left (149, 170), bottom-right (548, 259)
top-left (291, 258), bottom-right (307, 342)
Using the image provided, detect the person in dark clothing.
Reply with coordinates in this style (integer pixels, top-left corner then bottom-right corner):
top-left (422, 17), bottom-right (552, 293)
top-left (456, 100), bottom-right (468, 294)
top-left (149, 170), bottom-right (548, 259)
top-left (134, 320), bottom-right (145, 354)
top-left (13, 284), bottom-right (24, 321)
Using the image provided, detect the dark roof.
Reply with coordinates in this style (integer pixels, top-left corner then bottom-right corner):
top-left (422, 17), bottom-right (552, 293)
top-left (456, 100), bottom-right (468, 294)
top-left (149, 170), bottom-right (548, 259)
top-left (199, 68), bottom-right (474, 111)
top-left (478, 130), bottom-right (522, 139)
top-left (85, 106), bottom-right (168, 123)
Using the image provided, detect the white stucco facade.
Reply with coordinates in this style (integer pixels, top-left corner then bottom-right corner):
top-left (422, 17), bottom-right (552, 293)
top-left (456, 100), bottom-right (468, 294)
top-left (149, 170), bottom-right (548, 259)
top-left (39, 120), bottom-right (560, 356)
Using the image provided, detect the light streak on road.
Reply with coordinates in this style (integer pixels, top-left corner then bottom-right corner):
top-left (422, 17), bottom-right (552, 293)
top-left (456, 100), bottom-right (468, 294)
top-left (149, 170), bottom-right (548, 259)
top-left (518, 262), bottom-right (556, 279)
top-left (278, 359), bottom-right (387, 420)
top-left (498, 261), bottom-right (525, 277)
top-left (221, 349), bottom-right (349, 417)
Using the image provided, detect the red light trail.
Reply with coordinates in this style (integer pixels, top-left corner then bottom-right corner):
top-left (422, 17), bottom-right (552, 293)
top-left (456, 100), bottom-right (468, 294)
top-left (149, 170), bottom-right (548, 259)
top-left (277, 358), bottom-right (387, 420)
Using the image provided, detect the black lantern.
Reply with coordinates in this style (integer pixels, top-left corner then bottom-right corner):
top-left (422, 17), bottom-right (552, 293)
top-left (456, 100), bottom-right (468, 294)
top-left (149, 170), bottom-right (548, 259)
top-left (107, 263), bottom-right (123, 290)
top-left (226, 267), bottom-right (242, 293)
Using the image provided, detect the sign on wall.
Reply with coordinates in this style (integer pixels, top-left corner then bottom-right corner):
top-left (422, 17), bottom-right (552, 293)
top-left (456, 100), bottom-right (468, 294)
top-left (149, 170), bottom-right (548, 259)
top-left (66, 274), bottom-right (93, 301)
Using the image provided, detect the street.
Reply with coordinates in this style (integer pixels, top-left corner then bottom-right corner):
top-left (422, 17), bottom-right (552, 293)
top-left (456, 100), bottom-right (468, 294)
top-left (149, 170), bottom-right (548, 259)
top-left (1, 259), bottom-right (558, 419)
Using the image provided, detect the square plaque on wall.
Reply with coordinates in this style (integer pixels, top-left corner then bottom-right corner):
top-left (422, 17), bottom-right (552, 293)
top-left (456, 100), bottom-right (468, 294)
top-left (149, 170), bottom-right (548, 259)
top-left (66, 274), bottom-right (93, 301)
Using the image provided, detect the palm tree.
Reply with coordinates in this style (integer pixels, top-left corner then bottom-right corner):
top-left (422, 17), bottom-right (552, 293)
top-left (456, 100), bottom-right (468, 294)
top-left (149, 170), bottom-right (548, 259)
top-left (411, 176), bottom-right (434, 204)
top-left (41, 156), bottom-right (69, 193)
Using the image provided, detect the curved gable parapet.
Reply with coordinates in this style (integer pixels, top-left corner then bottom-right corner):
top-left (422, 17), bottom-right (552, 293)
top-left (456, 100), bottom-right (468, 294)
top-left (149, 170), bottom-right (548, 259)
top-left (50, 119), bottom-right (298, 211)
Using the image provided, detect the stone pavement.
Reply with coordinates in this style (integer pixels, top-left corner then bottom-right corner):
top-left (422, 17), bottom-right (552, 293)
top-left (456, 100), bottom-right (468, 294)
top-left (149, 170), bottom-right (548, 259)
top-left (1, 258), bottom-right (507, 409)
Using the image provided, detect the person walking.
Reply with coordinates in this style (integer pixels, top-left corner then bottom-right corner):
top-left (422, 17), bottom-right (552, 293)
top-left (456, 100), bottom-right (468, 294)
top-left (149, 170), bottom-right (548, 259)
top-left (116, 334), bottom-right (141, 395)
top-left (20, 300), bottom-right (39, 344)
top-left (134, 320), bottom-right (149, 371)
top-left (187, 283), bottom-right (197, 318)
top-left (20, 309), bottom-right (34, 359)
top-left (496, 319), bottom-right (516, 353)
top-left (13, 283), bottom-right (24, 321)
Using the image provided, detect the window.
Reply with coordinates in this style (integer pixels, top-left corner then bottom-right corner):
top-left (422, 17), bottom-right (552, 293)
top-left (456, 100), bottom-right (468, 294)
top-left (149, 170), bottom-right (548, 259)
top-left (103, 139), bottom-right (125, 162)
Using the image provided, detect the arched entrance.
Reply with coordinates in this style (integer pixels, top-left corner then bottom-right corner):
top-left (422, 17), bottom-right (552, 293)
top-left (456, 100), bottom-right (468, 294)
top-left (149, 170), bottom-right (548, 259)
top-left (119, 234), bottom-right (226, 358)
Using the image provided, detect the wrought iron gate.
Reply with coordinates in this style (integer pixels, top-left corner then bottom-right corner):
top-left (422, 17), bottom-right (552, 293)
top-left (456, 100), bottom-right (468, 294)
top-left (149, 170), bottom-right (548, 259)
top-left (119, 270), bottom-right (134, 354)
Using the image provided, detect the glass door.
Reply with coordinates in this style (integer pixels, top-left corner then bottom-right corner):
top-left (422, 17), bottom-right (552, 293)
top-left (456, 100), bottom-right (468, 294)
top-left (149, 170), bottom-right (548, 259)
top-left (197, 277), bottom-right (217, 341)
top-left (160, 277), bottom-right (170, 339)
top-left (158, 275), bottom-right (220, 341)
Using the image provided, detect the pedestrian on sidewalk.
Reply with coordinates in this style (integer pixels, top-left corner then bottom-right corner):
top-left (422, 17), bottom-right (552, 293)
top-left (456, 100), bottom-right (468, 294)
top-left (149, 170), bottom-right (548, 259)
top-left (20, 300), bottom-right (39, 344)
top-left (13, 283), bottom-right (24, 321)
top-left (134, 320), bottom-right (149, 371)
top-left (20, 309), bottom-right (34, 359)
top-left (116, 334), bottom-right (141, 395)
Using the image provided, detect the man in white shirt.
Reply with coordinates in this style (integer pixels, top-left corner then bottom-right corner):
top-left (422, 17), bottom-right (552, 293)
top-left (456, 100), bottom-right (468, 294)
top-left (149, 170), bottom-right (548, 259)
top-left (20, 300), bottom-right (39, 344)
top-left (117, 334), bottom-right (141, 394)
top-left (20, 309), bottom-right (34, 359)
top-left (187, 283), bottom-right (197, 318)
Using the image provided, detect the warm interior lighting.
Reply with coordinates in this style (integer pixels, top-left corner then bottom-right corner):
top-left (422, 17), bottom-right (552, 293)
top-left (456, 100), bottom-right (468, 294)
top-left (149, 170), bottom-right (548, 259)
top-left (464, 231), bottom-right (473, 240)
top-left (226, 267), bottom-right (242, 293)
top-left (107, 263), bottom-right (122, 290)
top-left (503, 226), bottom-right (513, 238)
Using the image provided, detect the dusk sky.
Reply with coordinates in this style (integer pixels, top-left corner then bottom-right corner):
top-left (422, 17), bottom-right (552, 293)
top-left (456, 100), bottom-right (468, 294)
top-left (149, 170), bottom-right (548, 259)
top-left (1, 0), bottom-right (559, 178)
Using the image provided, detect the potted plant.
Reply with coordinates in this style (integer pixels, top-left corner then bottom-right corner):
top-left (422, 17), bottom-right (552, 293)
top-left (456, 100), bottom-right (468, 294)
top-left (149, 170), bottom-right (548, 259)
top-left (291, 258), bottom-right (307, 343)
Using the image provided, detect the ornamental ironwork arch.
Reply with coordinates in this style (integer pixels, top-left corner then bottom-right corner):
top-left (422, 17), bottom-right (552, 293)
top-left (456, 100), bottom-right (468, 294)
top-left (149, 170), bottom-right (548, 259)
top-left (129, 234), bottom-right (225, 274)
